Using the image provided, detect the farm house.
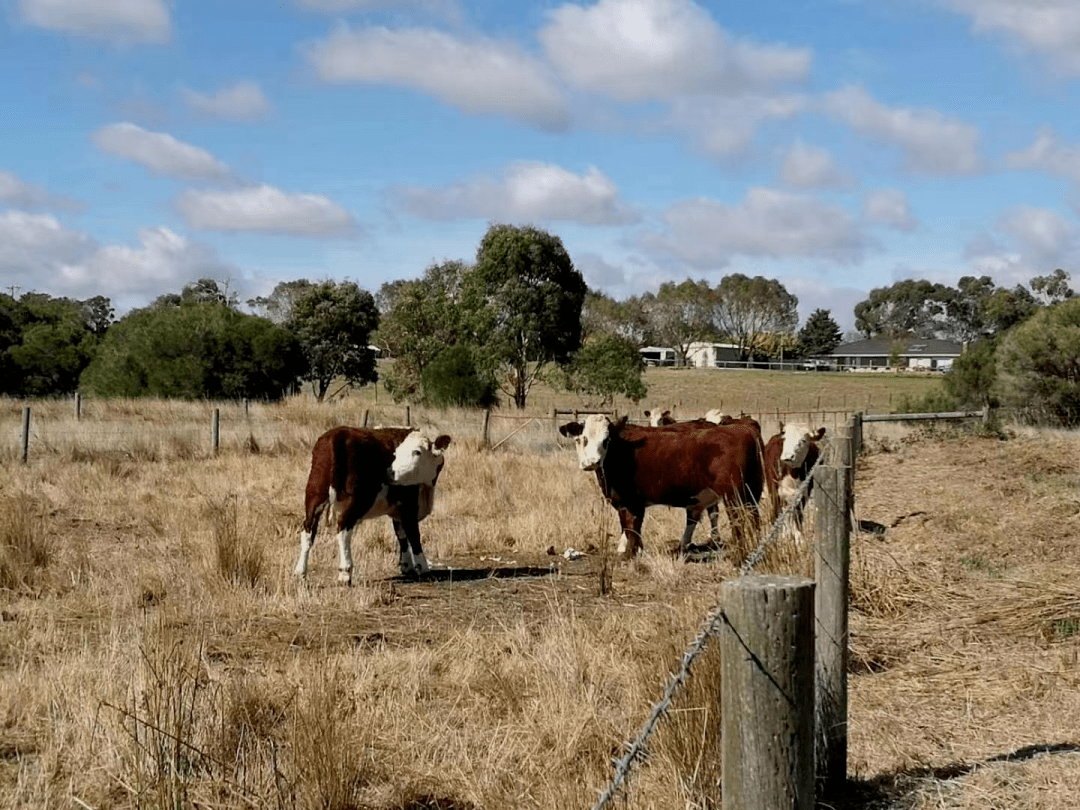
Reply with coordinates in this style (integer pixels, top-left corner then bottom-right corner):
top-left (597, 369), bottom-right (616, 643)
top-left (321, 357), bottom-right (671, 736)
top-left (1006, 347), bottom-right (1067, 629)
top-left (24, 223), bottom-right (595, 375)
top-left (828, 337), bottom-right (964, 371)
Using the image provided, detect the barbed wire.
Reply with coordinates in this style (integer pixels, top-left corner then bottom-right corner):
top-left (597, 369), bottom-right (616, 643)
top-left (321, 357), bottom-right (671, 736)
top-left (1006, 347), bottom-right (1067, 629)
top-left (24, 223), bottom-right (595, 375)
top-left (739, 451), bottom-right (825, 576)
top-left (590, 444), bottom-right (833, 810)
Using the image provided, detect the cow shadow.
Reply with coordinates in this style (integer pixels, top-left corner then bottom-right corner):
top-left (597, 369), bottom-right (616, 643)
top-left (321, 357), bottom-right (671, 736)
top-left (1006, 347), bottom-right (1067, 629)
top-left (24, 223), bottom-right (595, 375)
top-left (390, 564), bottom-right (557, 584)
top-left (829, 742), bottom-right (1080, 808)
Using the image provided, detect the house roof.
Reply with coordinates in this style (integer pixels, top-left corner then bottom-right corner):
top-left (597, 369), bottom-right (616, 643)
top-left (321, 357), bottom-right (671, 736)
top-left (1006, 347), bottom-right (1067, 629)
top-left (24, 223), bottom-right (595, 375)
top-left (829, 338), bottom-right (963, 357)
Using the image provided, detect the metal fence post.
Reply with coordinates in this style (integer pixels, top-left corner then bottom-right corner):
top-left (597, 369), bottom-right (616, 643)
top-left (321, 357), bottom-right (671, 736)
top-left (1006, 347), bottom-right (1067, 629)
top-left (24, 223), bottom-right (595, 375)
top-left (721, 575), bottom-right (815, 810)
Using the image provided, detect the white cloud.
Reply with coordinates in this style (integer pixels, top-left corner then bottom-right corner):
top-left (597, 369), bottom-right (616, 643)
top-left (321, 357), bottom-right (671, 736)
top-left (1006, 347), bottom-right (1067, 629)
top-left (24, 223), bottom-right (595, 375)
top-left (780, 142), bottom-right (851, 189)
top-left (176, 184), bottom-right (356, 236)
top-left (577, 252), bottom-right (627, 288)
top-left (306, 25), bottom-right (568, 129)
top-left (181, 81), bottom-right (272, 121)
top-left (0, 170), bottom-right (83, 211)
top-left (862, 188), bottom-right (918, 231)
top-left (0, 211), bottom-right (96, 271)
top-left (643, 187), bottom-right (870, 269)
top-left (666, 94), bottom-right (806, 158)
top-left (390, 162), bottom-right (638, 225)
top-left (92, 123), bottom-right (233, 182)
top-left (965, 205), bottom-right (1080, 286)
top-left (539, 0), bottom-right (810, 101)
top-left (943, 0), bottom-right (1080, 75)
top-left (18, 0), bottom-right (169, 44)
top-left (81, 227), bottom-right (236, 300)
top-left (0, 212), bottom-right (234, 309)
top-left (824, 85), bottom-right (982, 175)
top-left (1006, 128), bottom-right (1080, 185)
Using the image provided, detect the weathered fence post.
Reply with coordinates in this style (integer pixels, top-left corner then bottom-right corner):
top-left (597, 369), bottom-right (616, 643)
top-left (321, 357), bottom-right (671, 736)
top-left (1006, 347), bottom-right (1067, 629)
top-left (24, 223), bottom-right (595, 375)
top-left (551, 407), bottom-right (558, 435)
top-left (362, 409), bottom-right (370, 428)
top-left (242, 398), bottom-right (249, 417)
top-left (405, 405), bottom-right (411, 426)
top-left (721, 575), bottom-right (815, 810)
top-left (482, 408), bottom-right (491, 449)
top-left (74, 392), bottom-right (82, 422)
top-left (20, 406), bottom-right (31, 464)
top-left (211, 408), bottom-right (220, 455)
top-left (812, 420), bottom-right (854, 798)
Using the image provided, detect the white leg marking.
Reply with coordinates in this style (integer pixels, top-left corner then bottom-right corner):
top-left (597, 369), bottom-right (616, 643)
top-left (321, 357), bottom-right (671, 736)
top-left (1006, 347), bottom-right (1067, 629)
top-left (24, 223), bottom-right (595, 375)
top-left (294, 529), bottom-right (314, 578)
top-left (336, 527), bottom-right (354, 586)
top-left (617, 532), bottom-right (629, 554)
top-left (399, 547), bottom-right (413, 576)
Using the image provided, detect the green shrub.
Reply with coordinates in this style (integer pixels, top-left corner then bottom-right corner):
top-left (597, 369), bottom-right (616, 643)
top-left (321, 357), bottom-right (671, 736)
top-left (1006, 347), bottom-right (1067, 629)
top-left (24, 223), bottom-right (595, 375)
top-left (421, 345), bottom-right (499, 409)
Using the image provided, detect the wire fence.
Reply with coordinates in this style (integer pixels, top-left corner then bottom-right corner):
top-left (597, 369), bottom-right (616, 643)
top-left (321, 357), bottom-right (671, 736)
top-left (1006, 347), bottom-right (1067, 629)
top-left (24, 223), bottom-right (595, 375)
top-left (589, 456), bottom-right (825, 810)
top-left (4, 400), bottom-right (884, 463)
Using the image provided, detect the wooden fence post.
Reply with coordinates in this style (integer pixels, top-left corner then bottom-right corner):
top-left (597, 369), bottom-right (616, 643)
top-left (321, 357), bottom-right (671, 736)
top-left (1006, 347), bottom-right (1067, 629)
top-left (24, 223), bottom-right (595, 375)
top-left (812, 429), bottom-right (854, 798)
top-left (212, 408), bottom-right (220, 456)
top-left (721, 575), bottom-right (815, 810)
top-left (74, 392), bottom-right (82, 422)
top-left (362, 409), bottom-right (370, 428)
top-left (482, 408), bottom-right (491, 449)
top-left (405, 405), bottom-right (411, 426)
top-left (20, 406), bottom-right (30, 464)
top-left (551, 407), bottom-right (558, 435)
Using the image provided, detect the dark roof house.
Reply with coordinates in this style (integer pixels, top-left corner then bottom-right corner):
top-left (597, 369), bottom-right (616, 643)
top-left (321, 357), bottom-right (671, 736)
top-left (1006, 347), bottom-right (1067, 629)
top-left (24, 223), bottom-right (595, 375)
top-left (828, 338), bottom-right (963, 370)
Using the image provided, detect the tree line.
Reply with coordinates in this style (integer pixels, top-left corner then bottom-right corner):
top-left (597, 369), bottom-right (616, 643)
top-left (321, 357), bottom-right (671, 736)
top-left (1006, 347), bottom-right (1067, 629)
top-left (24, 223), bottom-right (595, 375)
top-left (2, 221), bottom-right (1077, 422)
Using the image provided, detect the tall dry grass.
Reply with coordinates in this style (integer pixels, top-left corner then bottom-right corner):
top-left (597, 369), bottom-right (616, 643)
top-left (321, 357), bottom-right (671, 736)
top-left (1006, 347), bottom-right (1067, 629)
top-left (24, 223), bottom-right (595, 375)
top-left (1, 383), bottom-right (1077, 809)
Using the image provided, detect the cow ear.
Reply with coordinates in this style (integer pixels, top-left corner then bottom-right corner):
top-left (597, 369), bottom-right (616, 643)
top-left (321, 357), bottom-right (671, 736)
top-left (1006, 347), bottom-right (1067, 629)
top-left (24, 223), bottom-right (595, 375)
top-left (559, 421), bottom-right (584, 438)
top-left (434, 434), bottom-right (452, 450)
top-left (814, 427), bottom-right (826, 440)
top-left (613, 415), bottom-right (629, 431)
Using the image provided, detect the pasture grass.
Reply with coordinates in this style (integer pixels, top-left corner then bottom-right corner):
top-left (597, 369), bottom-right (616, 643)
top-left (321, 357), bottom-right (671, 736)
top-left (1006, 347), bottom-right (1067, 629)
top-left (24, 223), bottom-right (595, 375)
top-left (0, 377), bottom-right (1078, 808)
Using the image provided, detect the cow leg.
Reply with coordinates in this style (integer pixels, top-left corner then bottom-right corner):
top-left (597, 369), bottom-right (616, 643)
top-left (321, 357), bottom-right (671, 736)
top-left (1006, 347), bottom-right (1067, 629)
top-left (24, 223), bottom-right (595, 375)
top-left (707, 504), bottom-right (721, 543)
top-left (680, 507), bottom-right (708, 556)
top-left (616, 509), bottom-right (644, 558)
top-left (294, 508), bottom-right (322, 579)
top-left (392, 516), bottom-right (429, 577)
top-left (335, 524), bottom-right (355, 586)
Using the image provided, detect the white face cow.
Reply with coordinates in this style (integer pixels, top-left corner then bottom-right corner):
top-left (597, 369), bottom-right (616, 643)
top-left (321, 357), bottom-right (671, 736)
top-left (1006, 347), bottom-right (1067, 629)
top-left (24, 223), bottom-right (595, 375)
top-left (560, 414), bottom-right (613, 471)
top-left (779, 424), bottom-right (825, 467)
top-left (389, 429), bottom-right (452, 486)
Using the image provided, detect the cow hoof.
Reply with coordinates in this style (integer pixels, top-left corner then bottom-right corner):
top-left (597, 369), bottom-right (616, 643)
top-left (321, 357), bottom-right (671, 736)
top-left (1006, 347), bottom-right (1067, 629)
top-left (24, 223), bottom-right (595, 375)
top-left (337, 570), bottom-right (353, 586)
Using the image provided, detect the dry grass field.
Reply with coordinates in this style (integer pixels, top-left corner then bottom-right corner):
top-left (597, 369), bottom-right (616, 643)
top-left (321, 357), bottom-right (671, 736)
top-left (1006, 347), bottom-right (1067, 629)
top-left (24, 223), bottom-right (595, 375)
top-left (1, 368), bottom-right (1078, 809)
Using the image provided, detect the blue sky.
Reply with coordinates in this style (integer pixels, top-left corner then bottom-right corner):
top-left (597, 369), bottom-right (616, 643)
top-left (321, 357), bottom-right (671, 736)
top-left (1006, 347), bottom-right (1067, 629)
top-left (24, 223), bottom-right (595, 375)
top-left (2, 0), bottom-right (1079, 332)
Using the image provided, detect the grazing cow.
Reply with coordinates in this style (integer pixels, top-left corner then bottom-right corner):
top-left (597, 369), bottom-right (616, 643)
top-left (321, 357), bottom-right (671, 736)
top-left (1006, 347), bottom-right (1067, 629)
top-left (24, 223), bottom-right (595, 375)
top-left (762, 424), bottom-right (827, 531)
top-left (559, 415), bottom-right (763, 557)
top-left (295, 426), bottom-right (452, 585)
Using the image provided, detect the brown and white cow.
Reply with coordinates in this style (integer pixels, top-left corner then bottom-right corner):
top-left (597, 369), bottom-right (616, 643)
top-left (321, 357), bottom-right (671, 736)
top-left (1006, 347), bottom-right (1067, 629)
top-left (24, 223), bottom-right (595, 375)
top-left (295, 425), bottom-right (452, 585)
top-left (761, 423), bottom-right (827, 530)
top-left (559, 415), bottom-right (763, 557)
top-left (644, 409), bottom-right (676, 426)
top-left (645, 413), bottom-right (766, 542)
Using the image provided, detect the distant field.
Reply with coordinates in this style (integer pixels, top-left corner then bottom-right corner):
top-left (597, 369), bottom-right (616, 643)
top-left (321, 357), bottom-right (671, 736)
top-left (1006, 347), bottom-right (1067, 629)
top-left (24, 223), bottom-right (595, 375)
top-left (2, 367), bottom-right (946, 463)
top-left (344, 364), bottom-right (947, 418)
